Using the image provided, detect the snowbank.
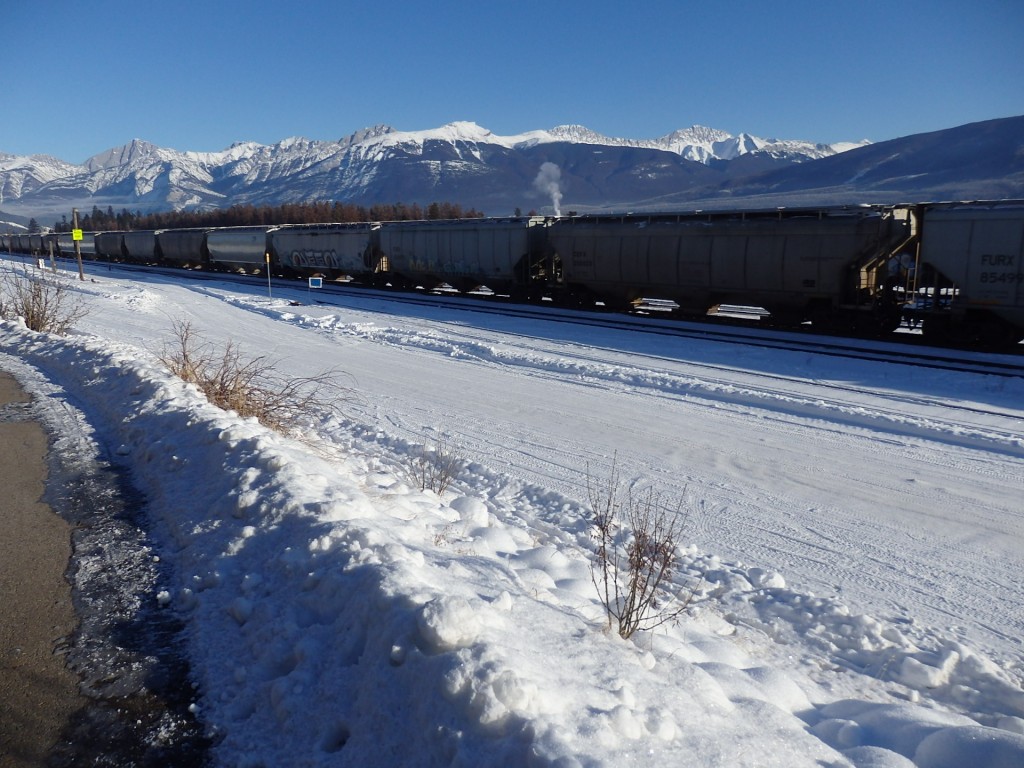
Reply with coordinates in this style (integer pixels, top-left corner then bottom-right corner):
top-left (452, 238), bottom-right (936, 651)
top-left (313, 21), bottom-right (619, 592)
top-left (1, 268), bottom-right (1022, 766)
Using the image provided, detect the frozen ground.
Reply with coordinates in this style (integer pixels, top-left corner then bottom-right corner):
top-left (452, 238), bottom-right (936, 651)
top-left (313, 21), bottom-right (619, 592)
top-left (1, 257), bottom-right (1023, 766)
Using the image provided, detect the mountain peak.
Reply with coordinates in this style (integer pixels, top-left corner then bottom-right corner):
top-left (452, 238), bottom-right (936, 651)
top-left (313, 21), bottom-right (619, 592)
top-left (664, 125), bottom-right (733, 144)
top-left (85, 139), bottom-right (163, 172)
top-left (548, 125), bottom-right (611, 143)
top-left (343, 125), bottom-right (395, 146)
top-left (4, 115), bottom-right (1014, 221)
top-left (443, 120), bottom-right (490, 133)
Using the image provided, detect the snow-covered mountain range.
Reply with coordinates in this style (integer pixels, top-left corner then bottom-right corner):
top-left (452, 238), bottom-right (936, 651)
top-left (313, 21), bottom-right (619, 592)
top-left (0, 122), bottom-right (861, 219)
top-left (2, 116), bottom-right (1022, 224)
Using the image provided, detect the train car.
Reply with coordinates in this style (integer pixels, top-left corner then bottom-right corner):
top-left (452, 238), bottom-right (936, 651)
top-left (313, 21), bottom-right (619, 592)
top-left (7, 234), bottom-right (23, 253)
top-left (156, 228), bottom-right (209, 267)
top-left (206, 226), bottom-right (273, 273)
top-left (376, 216), bottom-right (554, 294)
top-left (268, 222), bottom-right (380, 280)
top-left (95, 231), bottom-right (126, 260)
top-left (913, 201), bottom-right (1024, 344)
top-left (56, 232), bottom-right (97, 257)
top-left (40, 232), bottom-right (63, 258)
top-left (122, 230), bottom-right (160, 263)
top-left (548, 206), bottom-right (913, 327)
top-left (54, 232), bottom-right (71, 257)
top-left (0, 234), bottom-right (9, 252)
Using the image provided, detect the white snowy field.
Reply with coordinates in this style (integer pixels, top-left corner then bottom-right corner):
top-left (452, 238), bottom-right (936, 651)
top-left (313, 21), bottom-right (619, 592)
top-left (1, 256), bottom-right (1023, 767)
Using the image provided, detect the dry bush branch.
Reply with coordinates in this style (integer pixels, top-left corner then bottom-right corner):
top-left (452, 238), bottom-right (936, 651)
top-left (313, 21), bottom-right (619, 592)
top-left (159, 319), bottom-right (346, 431)
top-left (411, 433), bottom-right (462, 495)
top-left (0, 263), bottom-right (88, 334)
top-left (588, 457), bottom-right (702, 639)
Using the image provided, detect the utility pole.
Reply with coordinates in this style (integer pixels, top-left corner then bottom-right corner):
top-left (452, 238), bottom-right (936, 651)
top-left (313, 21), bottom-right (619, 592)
top-left (71, 208), bottom-right (85, 281)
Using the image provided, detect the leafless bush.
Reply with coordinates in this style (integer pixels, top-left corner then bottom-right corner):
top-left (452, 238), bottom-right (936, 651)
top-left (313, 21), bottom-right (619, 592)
top-left (588, 458), bottom-right (701, 639)
top-left (158, 319), bottom-right (344, 431)
top-left (0, 264), bottom-right (88, 334)
top-left (411, 433), bottom-right (462, 495)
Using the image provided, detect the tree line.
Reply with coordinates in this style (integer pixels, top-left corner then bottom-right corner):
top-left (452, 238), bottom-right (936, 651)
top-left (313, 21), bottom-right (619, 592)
top-left (53, 200), bottom-right (485, 233)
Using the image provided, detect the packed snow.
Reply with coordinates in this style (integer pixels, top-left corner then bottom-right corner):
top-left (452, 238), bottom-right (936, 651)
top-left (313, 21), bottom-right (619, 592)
top-left (1, 256), bottom-right (1023, 767)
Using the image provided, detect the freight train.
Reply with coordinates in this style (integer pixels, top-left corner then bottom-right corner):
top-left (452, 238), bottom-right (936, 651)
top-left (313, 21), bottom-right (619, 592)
top-left (3, 200), bottom-right (1023, 347)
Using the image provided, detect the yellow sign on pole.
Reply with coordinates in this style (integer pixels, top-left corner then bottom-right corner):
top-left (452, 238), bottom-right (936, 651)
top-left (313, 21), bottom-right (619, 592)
top-left (72, 229), bottom-right (84, 241)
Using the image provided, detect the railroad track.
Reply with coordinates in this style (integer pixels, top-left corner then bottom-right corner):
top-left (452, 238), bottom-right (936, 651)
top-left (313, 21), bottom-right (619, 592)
top-left (38, 257), bottom-right (1024, 380)
top-left (308, 281), bottom-right (1024, 380)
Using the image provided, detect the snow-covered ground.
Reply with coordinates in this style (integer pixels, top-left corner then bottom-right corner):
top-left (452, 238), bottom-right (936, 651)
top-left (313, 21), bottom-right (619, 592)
top-left (2, 257), bottom-right (1023, 767)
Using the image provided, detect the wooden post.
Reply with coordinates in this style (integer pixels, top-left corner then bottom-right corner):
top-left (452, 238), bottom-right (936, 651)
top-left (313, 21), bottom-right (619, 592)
top-left (71, 208), bottom-right (85, 281)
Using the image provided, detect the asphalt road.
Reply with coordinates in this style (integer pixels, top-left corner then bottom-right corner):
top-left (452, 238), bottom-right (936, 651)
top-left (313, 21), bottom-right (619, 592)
top-left (0, 371), bottom-right (85, 767)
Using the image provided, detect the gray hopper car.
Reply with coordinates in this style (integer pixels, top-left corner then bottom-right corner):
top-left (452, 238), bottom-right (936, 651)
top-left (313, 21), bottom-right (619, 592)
top-left (207, 227), bottom-right (273, 272)
top-left (123, 231), bottom-right (160, 262)
top-left (156, 229), bottom-right (209, 267)
top-left (95, 231), bottom-right (126, 259)
top-left (56, 232), bottom-right (96, 256)
top-left (548, 207), bottom-right (913, 330)
top-left (268, 223), bottom-right (380, 279)
top-left (911, 202), bottom-right (1024, 344)
top-left (377, 217), bottom-right (552, 294)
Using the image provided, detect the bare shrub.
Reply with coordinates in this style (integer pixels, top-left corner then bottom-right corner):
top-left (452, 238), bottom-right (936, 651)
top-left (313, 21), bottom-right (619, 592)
top-left (411, 433), bottom-right (461, 495)
top-left (588, 458), bottom-right (702, 639)
top-left (0, 263), bottom-right (88, 334)
top-left (158, 319), bottom-right (344, 431)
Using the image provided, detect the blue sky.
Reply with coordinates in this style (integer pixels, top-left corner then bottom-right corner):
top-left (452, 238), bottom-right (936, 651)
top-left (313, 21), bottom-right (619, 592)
top-left (5, 0), bottom-right (1022, 162)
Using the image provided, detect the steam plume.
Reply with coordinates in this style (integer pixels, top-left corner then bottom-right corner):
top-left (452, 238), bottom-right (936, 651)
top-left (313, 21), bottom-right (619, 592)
top-left (533, 162), bottom-right (562, 216)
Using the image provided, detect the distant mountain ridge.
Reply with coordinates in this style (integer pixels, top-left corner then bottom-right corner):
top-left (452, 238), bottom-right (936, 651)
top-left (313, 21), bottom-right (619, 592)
top-left (2, 116), bottom-right (1022, 224)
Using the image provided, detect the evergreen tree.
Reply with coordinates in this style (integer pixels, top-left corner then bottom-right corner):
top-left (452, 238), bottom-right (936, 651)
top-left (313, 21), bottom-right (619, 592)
top-left (52, 199), bottom-right (485, 232)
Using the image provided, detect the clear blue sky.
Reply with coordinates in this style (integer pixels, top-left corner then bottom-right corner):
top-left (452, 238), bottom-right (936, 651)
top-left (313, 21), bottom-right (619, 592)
top-left (5, 0), bottom-right (1022, 162)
